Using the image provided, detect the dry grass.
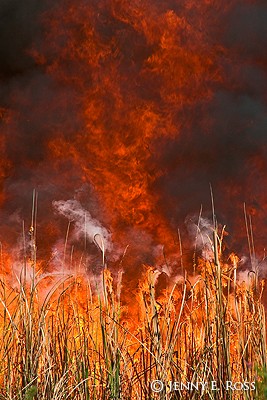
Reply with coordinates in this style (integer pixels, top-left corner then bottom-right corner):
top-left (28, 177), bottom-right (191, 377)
top-left (0, 229), bottom-right (266, 399)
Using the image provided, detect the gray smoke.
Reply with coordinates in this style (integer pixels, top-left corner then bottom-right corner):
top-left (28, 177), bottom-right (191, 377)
top-left (186, 215), bottom-right (214, 261)
top-left (53, 199), bottom-right (113, 253)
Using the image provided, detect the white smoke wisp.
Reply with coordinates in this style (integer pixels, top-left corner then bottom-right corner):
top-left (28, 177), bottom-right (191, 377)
top-left (8, 229), bottom-right (37, 286)
top-left (237, 256), bottom-right (267, 283)
top-left (53, 199), bottom-right (113, 253)
top-left (186, 215), bottom-right (215, 261)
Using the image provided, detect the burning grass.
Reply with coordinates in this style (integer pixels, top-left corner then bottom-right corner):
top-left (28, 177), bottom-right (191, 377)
top-left (0, 231), bottom-right (266, 399)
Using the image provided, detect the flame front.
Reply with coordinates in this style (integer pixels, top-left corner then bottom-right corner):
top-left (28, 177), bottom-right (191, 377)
top-left (1, 0), bottom-right (266, 264)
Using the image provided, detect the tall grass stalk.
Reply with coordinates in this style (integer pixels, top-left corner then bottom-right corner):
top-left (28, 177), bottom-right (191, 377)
top-left (0, 230), bottom-right (266, 399)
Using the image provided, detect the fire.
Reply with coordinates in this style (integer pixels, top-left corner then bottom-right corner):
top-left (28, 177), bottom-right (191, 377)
top-left (41, 0), bottom-right (224, 252)
top-left (0, 239), bottom-right (266, 398)
top-left (1, 0), bottom-right (266, 265)
top-left (0, 0), bottom-right (267, 397)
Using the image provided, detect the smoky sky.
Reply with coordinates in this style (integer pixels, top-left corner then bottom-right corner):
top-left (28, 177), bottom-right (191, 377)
top-left (151, 2), bottom-right (267, 254)
top-left (0, 0), bottom-right (267, 261)
top-left (0, 0), bottom-right (85, 252)
top-left (0, 0), bottom-right (46, 79)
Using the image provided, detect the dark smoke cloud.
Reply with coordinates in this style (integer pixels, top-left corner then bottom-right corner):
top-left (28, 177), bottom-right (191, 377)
top-left (152, 1), bottom-right (267, 255)
top-left (223, 3), bottom-right (267, 60)
top-left (0, 1), bottom-right (88, 253)
top-left (0, 0), bottom-right (46, 79)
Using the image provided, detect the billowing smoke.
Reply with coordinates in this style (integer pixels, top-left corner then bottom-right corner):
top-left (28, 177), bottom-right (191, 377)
top-left (53, 199), bottom-right (112, 253)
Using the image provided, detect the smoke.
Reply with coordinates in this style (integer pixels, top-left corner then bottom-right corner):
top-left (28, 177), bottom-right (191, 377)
top-left (237, 255), bottom-right (267, 282)
top-left (150, 2), bottom-right (267, 255)
top-left (53, 199), bottom-right (113, 253)
top-left (185, 215), bottom-right (215, 261)
top-left (0, 0), bottom-right (46, 78)
top-left (223, 3), bottom-right (267, 59)
top-left (0, 0), bottom-right (86, 257)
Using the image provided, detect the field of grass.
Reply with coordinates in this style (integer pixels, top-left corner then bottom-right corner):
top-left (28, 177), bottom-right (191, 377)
top-left (0, 227), bottom-right (266, 399)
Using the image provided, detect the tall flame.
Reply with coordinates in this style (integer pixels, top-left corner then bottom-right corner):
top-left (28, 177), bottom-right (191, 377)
top-left (44, 0), bottom-right (223, 247)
